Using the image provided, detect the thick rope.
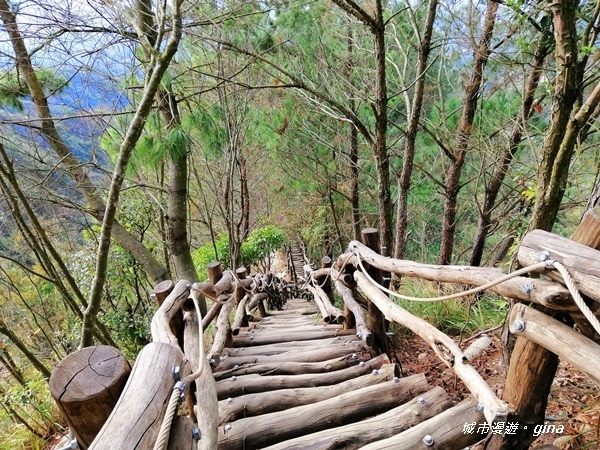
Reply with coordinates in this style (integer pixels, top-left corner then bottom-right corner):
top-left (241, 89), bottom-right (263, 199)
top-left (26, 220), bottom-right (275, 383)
top-left (354, 251), bottom-right (600, 336)
top-left (308, 252), bottom-right (355, 289)
top-left (153, 384), bottom-right (184, 450)
top-left (354, 252), bottom-right (550, 303)
top-left (153, 291), bottom-right (208, 450)
top-left (552, 260), bottom-right (600, 336)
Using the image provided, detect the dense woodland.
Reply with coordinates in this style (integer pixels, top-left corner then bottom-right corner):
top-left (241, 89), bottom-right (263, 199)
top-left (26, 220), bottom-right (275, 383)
top-left (1, 0), bottom-right (600, 446)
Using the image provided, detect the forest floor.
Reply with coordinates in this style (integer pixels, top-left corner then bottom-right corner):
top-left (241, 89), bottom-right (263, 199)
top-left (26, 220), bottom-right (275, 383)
top-left (394, 330), bottom-right (600, 449)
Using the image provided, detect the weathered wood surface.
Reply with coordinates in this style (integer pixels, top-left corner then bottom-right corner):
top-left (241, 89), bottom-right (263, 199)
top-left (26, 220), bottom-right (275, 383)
top-left (212, 353), bottom-right (367, 380)
top-left (151, 279), bottom-right (191, 346)
top-left (346, 240), bottom-right (575, 310)
top-left (233, 327), bottom-right (356, 346)
top-left (216, 353), bottom-right (387, 399)
top-left (358, 398), bottom-right (485, 450)
top-left (216, 344), bottom-right (370, 372)
top-left (89, 342), bottom-right (185, 450)
top-left (305, 283), bottom-right (345, 323)
top-left (361, 228), bottom-right (390, 356)
top-left (489, 222), bottom-right (600, 450)
top-left (49, 346), bottom-right (130, 449)
top-left (231, 295), bottom-right (249, 335)
top-left (518, 229), bottom-right (600, 303)
top-left (261, 386), bottom-right (452, 450)
top-left (333, 268), bottom-right (374, 345)
top-left (208, 297), bottom-right (236, 365)
top-left (217, 372), bottom-right (431, 450)
top-left (153, 279), bottom-right (174, 305)
top-left (571, 207), bottom-right (600, 249)
top-left (217, 359), bottom-right (400, 424)
top-left (220, 335), bottom-right (363, 357)
top-left (354, 270), bottom-right (509, 425)
top-left (510, 303), bottom-right (600, 383)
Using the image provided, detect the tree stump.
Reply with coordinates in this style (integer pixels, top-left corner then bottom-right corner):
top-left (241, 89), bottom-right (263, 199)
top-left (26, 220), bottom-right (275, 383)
top-left (49, 346), bottom-right (130, 449)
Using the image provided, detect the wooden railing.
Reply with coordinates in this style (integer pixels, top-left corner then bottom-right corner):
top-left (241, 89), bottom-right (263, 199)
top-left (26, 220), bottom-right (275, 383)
top-left (303, 208), bottom-right (600, 449)
top-left (48, 208), bottom-right (600, 450)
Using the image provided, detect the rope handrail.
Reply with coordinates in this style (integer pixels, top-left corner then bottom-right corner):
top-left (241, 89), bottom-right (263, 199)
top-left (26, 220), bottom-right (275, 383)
top-left (153, 288), bottom-right (210, 450)
top-left (353, 249), bottom-right (600, 337)
top-left (353, 251), bottom-right (550, 302)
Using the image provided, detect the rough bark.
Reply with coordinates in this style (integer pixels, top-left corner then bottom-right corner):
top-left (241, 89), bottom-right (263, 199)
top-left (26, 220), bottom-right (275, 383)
top-left (529, 0), bottom-right (592, 232)
top-left (0, 0), bottom-right (168, 284)
top-left (439, 0), bottom-right (498, 265)
top-left (394, 0), bottom-right (439, 259)
top-left (469, 29), bottom-right (552, 266)
top-left (80, 0), bottom-right (183, 347)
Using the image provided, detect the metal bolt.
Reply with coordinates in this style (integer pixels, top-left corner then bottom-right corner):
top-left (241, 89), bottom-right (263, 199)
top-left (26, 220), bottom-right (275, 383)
top-left (423, 435), bottom-right (434, 446)
top-left (226, 398), bottom-right (233, 403)
top-left (372, 369), bottom-right (379, 375)
top-left (417, 396), bottom-right (426, 404)
top-left (231, 376), bottom-right (237, 381)
top-left (512, 320), bottom-right (526, 332)
top-left (393, 377), bottom-right (400, 383)
top-left (172, 365), bottom-right (182, 381)
top-left (234, 365), bottom-right (239, 369)
top-left (521, 283), bottom-right (533, 295)
top-left (352, 353), bottom-right (357, 359)
top-left (477, 402), bottom-right (485, 412)
top-left (538, 250), bottom-right (550, 261)
top-left (359, 361), bottom-right (365, 367)
top-left (192, 427), bottom-right (201, 441)
top-left (383, 277), bottom-right (391, 282)
top-left (223, 424), bottom-right (232, 433)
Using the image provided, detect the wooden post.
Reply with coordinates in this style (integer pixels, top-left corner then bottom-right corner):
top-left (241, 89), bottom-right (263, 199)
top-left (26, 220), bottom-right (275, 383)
top-left (153, 280), bottom-right (174, 306)
top-left (49, 346), bottom-right (130, 449)
top-left (207, 261), bottom-right (223, 284)
top-left (318, 256), bottom-right (333, 299)
top-left (89, 342), bottom-right (185, 449)
top-left (153, 279), bottom-right (184, 350)
top-left (361, 228), bottom-right (390, 356)
top-left (487, 211), bottom-right (600, 449)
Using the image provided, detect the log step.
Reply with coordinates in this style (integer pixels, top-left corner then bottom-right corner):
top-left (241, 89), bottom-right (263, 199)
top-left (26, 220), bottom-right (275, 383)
top-left (212, 296), bottom-right (485, 449)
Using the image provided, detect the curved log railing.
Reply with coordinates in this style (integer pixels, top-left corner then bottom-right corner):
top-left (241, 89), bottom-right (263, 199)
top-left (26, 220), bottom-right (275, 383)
top-left (50, 208), bottom-right (600, 449)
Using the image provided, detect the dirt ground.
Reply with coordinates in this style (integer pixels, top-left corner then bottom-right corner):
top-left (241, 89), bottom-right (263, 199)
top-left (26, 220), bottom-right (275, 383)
top-left (394, 331), bottom-right (600, 449)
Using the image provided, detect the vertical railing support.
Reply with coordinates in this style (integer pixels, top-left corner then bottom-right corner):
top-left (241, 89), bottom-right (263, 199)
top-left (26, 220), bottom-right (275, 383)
top-left (361, 228), bottom-right (390, 357)
top-left (487, 207), bottom-right (600, 449)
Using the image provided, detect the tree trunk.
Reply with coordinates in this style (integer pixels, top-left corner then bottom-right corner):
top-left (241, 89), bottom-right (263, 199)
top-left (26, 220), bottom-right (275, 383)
top-left (0, 0), bottom-right (169, 284)
top-left (528, 0), bottom-right (583, 232)
top-left (438, 0), bottom-right (498, 265)
top-left (372, 1), bottom-right (392, 255)
top-left (394, 0), bottom-right (438, 260)
top-left (80, 1), bottom-right (183, 347)
top-left (469, 30), bottom-right (552, 266)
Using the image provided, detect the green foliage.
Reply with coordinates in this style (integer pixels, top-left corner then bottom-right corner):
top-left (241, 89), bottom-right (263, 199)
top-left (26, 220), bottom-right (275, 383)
top-left (392, 279), bottom-right (507, 337)
top-left (101, 113), bottom-right (192, 172)
top-left (241, 225), bottom-right (286, 268)
top-left (184, 106), bottom-right (227, 160)
top-left (0, 375), bottom-right (61, 450)
top-left (0, 69), bottom-right (67, 111)
top-left (193, 226), bottom-right (286, 278)
top-left (192, 233), bottom-right (231, 281)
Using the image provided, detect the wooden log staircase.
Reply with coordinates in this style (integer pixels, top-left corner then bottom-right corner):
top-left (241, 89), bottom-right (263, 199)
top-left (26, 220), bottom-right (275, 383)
top-left (214, 297), bottom-right (485, 450)
top-left (49, 209), bottom-right (600, 450)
